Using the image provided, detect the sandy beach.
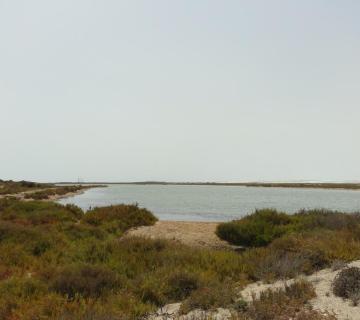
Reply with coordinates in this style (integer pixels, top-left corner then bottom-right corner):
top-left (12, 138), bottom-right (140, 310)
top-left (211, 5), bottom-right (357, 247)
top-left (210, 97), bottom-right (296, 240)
top-left (125, 220), bottom-right (233, 250)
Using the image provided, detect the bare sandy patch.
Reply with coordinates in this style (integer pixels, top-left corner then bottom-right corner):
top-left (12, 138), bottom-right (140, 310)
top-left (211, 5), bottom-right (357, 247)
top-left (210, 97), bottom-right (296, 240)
top-left (125, 220), bottom-right (233, 249)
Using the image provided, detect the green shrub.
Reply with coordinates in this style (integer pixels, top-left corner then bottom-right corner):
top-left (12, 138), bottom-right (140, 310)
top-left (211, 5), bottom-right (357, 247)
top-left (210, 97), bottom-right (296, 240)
top-left (83, 204), bottom-right (157, 235)
top-left (51, 265), bottom-right (121, 299)
top-left (137, 279), bottom-right (167, 306)
top-left (61, 223), bottom-right (106, 241)
top-left (0, 277), bottom-right (47, 300)
top-left (217, 208), bottom-right (360, 247)
top-left (0, 278), bottom-right (48, 320)
top-left (0, 199), bottom-right (83, 225)
top-left (0, 221), bottom-right (53, 256)
top-left (293, 209), bottom-right (360, 232)
top-left (216, 209), bottom-right (292, 247)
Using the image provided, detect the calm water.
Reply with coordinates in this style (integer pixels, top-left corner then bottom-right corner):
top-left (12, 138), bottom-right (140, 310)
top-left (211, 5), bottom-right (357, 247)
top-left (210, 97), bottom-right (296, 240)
top-left (58, 185), bottom-right (360, 222)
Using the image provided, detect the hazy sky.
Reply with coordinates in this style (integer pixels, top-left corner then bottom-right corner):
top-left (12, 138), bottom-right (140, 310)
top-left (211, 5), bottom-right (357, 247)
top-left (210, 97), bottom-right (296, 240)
top-left (1, 1), bottom-right (359, 182)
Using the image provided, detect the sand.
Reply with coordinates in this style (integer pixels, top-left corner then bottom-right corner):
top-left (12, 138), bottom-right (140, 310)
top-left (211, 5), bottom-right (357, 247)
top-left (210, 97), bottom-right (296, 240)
top-left (125, 220), bottom-right (233, 250)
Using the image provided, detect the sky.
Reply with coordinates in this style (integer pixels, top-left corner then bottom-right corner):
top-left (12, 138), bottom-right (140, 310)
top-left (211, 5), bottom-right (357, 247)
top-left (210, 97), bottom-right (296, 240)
top-left (0, 1), bottom-right (359, 183)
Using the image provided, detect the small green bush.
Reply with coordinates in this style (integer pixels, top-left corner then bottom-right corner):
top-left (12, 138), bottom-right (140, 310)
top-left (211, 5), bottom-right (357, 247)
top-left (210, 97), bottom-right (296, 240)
top-left (216, 209), bottom-right (292, 247)
top-left (83, 204), bottom-right (157, 235)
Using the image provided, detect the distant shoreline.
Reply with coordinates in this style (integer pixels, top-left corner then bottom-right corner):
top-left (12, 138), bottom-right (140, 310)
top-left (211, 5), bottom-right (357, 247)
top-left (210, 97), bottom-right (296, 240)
top-left (56, 181), bottom-right (360, 190)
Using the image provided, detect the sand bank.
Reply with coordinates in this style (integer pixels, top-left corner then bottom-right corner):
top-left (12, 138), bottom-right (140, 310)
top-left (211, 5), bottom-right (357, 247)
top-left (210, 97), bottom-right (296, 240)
top-left (125, 220), bottom-right (234, 250)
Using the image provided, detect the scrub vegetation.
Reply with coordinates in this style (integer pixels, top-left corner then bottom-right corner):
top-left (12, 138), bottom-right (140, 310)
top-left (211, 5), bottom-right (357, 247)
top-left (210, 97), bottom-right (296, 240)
top-left (333, 267), bottom-right (360, 305)
top-left (1, 196), bottom-right (360, 319)
top-left (0, 180), bottom-right (52, 195)
top-left (217, 208), bottom-right (360, 247)
top-left (23, 185), bottom-right (91, 200)
top-left (125, 181), bottom-right (360, 190)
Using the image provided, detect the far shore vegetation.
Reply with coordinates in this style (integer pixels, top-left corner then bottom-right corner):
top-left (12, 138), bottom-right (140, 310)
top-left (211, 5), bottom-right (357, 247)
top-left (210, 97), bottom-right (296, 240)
top-left (1, 180), bottom-right (360, 319)
top-left (0, 179), bottom-right (105, 200)
top-left (59, 181), bottom-right (360, 190)
top-left (0, 180), bottom-right (52, 195)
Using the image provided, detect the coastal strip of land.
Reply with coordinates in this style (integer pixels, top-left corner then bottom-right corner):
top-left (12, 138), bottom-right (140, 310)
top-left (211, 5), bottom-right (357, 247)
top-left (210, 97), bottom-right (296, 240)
top-left (0, 180), bottom-right (105, 201)
top-left (58, 181), bottom-right (360, 190)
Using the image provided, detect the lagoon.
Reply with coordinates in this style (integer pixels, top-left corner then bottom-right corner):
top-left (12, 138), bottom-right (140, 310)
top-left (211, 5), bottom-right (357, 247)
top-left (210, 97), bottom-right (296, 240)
top-left (58, 184), bottom-right (360, 222)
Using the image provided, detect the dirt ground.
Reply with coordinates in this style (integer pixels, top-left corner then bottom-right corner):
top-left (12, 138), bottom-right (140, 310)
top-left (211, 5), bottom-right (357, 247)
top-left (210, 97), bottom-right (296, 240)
top-left (125, 220), bottom-right (233, 250)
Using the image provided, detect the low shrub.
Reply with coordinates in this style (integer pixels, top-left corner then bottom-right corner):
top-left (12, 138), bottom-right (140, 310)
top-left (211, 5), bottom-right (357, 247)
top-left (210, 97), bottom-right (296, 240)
top-left (216, 209), bottom-right (292, 247)
top-left (136, 279), bottom-right (167, 306)
top-left (217, 208), bottom-right (360, 247)
top-left (0, 278), bottom-right (48, 320)
top-left (51, 265), bottom-right (121, 299)
top-left (82, 204), bottom-right (157, 235)
top-left (166, 271), bottom-right (200, 300)
top-left (0, 221), bottom-right (53, 256)
top-left (180, 281), bottom-right (235, 313)
top-left (294, 209), bottom-right (360, 232)
top-left (0, 277), bottom-right (47, 300)
top-left (294, 310), bottom-right (337, 320)
top-left (242, 232), bottom-right (335, 281)
top-left (0, 199), bottom-right (83, 225)
top-left (243, 280), bottom-right (316, 320)
top-left (333, 267), bottom-right (360, 302)
top-left (249, 250), bottom-right (309, 281)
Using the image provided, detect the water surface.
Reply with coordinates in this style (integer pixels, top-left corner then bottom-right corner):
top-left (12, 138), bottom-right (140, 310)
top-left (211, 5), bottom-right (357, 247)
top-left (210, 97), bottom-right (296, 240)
top-left (58, 185), bottom-right (360, 221)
